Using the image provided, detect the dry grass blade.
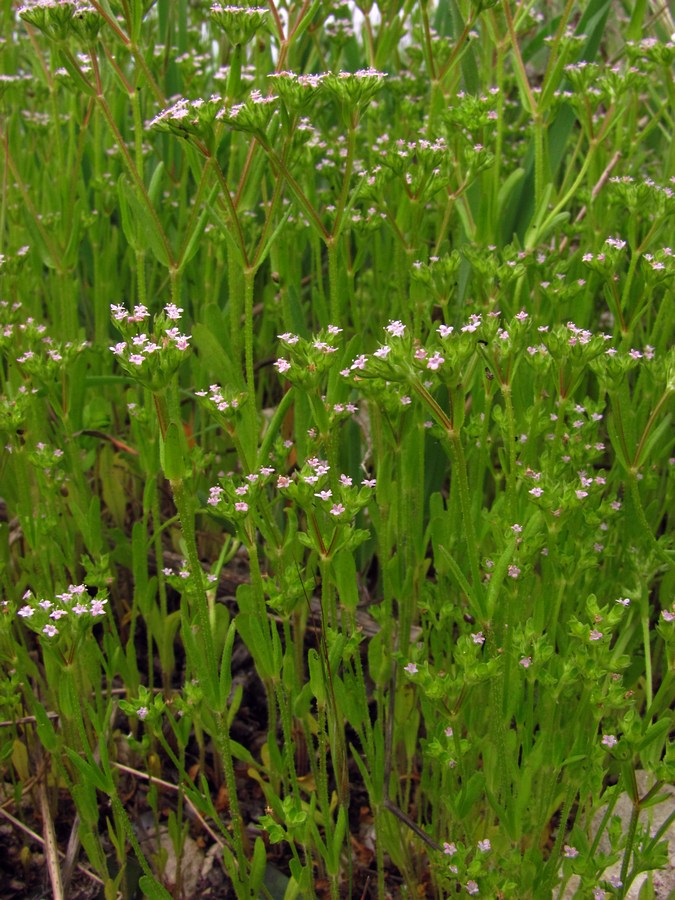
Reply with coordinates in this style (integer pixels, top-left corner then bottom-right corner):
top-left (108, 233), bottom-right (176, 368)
top-left (38, 772), bottom-right (64, 900)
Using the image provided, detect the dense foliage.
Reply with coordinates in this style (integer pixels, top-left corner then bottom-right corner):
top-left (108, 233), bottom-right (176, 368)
top-left (0, 1), bottom-right (673, 897)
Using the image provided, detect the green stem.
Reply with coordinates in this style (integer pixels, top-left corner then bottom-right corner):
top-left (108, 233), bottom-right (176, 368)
top-left (628, 472), bottom-right (674, 565)
top-left (501, 381), bottom-right (518, 521)
top-left (275, 681), bottom-right (301, 800)
top-left (332, 121), bottom-right (357, 239)
top-left (130, 84), bottom-right (145, 181)
top-left (449, 429), bottom-right (482, 612)
top-left (257, 386), bottom-right (294, 467)
top-left (326, 238), bottom-right (340, 326)
top-left (212, 709), bottom-right (249, 883)
top-left (169, 476), bottom-right (216, 668)
top-left (209, 151), bottom-right (250, 263)
top-left (243, 266), bottom-right (256, 403)
top-left (640, 593), bottom-right (653, 715)
top-left (257, 137), bottom-right (328, 239)
top-left (110, 791), bottom-right (166, 892)
top-left (618, 796), bottom-right (640, 899)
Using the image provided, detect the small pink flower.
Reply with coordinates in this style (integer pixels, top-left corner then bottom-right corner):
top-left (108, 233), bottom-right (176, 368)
top-left (315, 489), bottom-right (333, 501)
top-left (110, 303), bottom-right (127, 320)
top-left (137, 706), bottom-right (149, 720)
top-left (330, 503), bottom-right (345, 516)
top-left (274, 358), bottom-right (291, 374)
top-left (386, 320), bottom-right (406, 337)
top-left (519, 656), bottom-right (532, 668)
top-left (90, 599), bottom-right (107, 617)
top-left (235, 501), bottom-right (249, 513)
top-left (443, 841), bottom-right (456, 856)
top-left (529, 487), bottom-right (544, 497)
top-left (466, 882), bottom-right (479, 896)
top-left (164, 303), bottom-right (183, 320)
top-left (508, 565), bottom-right (521, 579)
top-left (563, 845), bottom-right (579, 858)
top-left (42, 624), bottom-right (58, 637)
top-left (589, 629), bottom-right (603, 641)
top-left (477, 839), bottom-right (491, 852)
top-left (472, 632), bottom-right (485, 645)
top-left (277, 476), bottom-right (290, 488)
top-left (601, 734), bottom-right (618, 748)
top-left (404, 662), bottom-right (418, 675)
top-left (427, 352), bottom-right (445, 370)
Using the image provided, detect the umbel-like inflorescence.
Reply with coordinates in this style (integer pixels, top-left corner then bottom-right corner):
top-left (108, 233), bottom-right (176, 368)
top-left (109, 303), bottom-right (191, 390)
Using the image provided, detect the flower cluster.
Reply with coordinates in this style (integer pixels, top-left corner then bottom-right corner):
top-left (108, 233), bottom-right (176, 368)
top-left (206, 454), bottom-right (376, 530)
top-left (322, 68), bottom-right (388, 117)
top-left (372, 132), bottom-right (451, 199)
top-left (109, 302), bottom-right (191, 390)
top-left (194, 383), bottom-right (247, 424)
top-left (206, 464), bottom-right (278, 523)
top-left (1, 303), bottom-right (89, 385)
top-left (209, 5), bottom-right (269, 46)
top-left (215, 89), bottom-right (279, 134)
top-left (147, 94), bottom-right (225, 141)
top-left (17, 585), bottom-right (107, 640)
top-left (268, 71), bottom-right (327, 116)
top-left (18, 0), bottom-right (101, 43)
top-left (274, 325), bottom-right (343, 388)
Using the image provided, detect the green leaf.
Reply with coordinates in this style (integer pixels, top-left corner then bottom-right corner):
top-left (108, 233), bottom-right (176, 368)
top-left (307, 649), bottom-right (326, 705)
top-left (192, 317), bottom-right (243, 388)
top-left (117, 175), bottom-right (171, 267)
top-left (160, 422), bottom-right (187, 481)
top-left (637, 718), bottom-right (671, 754)
top-left (635, 414), bottom-right (672, 469)
top-left (236, 609), bottom-right (275, 680)
top-left (331, 550), bottom-right (359, 610)
top-left (72, 782), bottom-right (99, 827)
top-left (218, 620), bottom-right (237, 707)
top-left (249, 837), bottom-right (267, 894)
top-left (138, 874), bottom-right (173, 900)
top-left (33, 704), bottom-right (59, 753)
top-left (178, 203), bottom-right (212, 270)
top-left (65, 748), bottom-right (111, 794)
